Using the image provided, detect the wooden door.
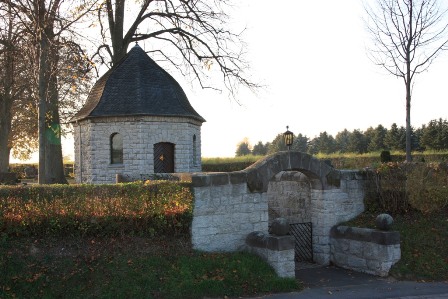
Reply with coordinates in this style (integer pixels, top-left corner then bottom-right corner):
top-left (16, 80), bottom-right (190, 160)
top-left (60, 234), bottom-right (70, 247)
top-left (154, 142), bottom-right (175, 173)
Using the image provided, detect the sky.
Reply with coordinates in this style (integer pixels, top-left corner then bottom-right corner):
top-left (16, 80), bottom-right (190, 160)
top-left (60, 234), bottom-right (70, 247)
top-left (10, 1), bottom-right (448, 162)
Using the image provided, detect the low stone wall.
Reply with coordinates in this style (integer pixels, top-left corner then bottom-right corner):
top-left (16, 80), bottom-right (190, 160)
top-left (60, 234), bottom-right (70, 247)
top-left (245, 231), bottom-right (295, 278)
top-left (191, 173), bottom-right (268, 252)
top-left (330, 226), bottom-right (401, 277)
top-left (189, 152), bottom-right (369, 268)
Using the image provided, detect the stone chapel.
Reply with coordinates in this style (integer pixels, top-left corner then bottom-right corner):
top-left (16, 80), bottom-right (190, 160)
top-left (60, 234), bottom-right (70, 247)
top-left (71, 44), bottom-right (205, 184)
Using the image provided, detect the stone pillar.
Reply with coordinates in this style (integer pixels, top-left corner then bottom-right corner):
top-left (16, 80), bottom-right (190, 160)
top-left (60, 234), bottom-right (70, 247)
top-left (245, 231), bottom-right (295, 278)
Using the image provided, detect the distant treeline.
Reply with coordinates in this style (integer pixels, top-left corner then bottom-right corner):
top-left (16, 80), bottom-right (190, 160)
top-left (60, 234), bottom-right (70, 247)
top-left (236, 118), bottom-right (448, 156)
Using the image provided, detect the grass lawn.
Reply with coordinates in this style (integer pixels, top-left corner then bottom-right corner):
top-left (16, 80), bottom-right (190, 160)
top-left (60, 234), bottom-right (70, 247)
top-left (344, 208), bottom-right (448, 282)
top-left (0, 235), bottom-right (301, 298)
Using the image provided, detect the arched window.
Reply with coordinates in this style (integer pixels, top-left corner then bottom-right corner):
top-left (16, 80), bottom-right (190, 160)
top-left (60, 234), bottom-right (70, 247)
top-left (193, 134), bottom-right (197, 166)
top-left (110, 133), bottom-right (123, 164)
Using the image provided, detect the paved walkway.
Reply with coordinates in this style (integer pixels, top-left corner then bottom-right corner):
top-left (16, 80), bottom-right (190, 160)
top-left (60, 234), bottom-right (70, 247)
top-left (253, 265), bottom-right (448, 299)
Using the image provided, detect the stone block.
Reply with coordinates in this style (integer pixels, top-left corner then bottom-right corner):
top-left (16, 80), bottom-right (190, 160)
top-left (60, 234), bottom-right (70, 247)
top-left (366, 260), bottom-right (381, 273)
top-left (191, 216), bottom-right (211, 228)
top-left (269, 218), bottom-right (290, 236)
top-left (266, 235), bottom-right (294, 251)
top-left (333, 252), bottom-right (349, 265)
top-left (348, 240), bottom-right (363, 257)
top-left (348, 256), bottom-right (367, 269)
top-left (192, 175), bottom-right (211, 187)
top-left (229, 172), bottom-right (247, 184)
top-left (231, 183), bottom-right (247, 196)
top-left (210, 173), bottom-right (230, 186)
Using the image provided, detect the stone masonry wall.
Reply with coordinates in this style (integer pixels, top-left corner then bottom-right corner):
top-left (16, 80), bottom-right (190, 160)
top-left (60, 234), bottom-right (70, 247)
top-left (245, 232), bottom-right (295, 278)
top-left (330, 226), bottom-right (401, 277)
top-left (267, 171), bottom-right (311, 225)
top-left (191, 178), bottom-right (268, 252)
top-left (311, 171), bottom-right (366, 265)
top-left (190, 165), bottom-right (368, 267)
top-left (73, 116), bottom-right (202, 184)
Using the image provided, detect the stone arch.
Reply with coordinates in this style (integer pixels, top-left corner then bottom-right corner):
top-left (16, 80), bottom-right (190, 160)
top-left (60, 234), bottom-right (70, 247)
top-left (245, 151), bottom-right (340, 193)
top-left (189, 151), bottom-right (366, 268)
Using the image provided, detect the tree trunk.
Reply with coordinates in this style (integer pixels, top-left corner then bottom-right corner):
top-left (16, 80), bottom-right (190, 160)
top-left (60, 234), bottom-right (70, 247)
top-left (0, 99), bottom-right (11, 172)
top-left (405, 82), bottom-right (412, 162)
top-left (109, 0), bottom-right (128, 64)
top-left (0, 6), bottom-right (14, 173)
top-left (38, 34), bottom-right (49, 184)
top-left (44, 52), bottom-right (67, 184)
top-left (405, 1), bottom-right (413, 163)
top-left (0, 71), bottom-right (12, 173)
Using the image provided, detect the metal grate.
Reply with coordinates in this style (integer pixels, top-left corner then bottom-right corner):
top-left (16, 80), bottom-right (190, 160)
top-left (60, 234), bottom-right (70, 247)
top-left (290, 222), bottom-right (313, 263)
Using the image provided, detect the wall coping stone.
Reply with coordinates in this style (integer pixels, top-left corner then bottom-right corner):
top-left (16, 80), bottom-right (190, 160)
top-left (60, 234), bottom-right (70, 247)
top-left (190, 152), bottom-right (369, 192)
top-left (246, 231), bottom-right (294, 251)
top-left (331, 225), bottom-right (400, 245)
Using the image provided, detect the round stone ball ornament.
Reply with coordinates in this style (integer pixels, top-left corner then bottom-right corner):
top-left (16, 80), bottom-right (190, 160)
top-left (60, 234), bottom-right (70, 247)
top-left (376, 213), bottom-right (394, 231)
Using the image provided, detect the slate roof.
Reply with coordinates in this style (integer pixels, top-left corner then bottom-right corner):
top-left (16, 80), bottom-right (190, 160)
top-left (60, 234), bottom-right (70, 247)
top-left (71, 44), bottom-right (205, 122)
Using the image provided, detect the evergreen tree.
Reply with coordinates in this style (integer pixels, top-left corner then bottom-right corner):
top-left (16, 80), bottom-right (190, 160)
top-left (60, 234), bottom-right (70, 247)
top-left (368, 125), bottom-right (387, 152)
top-left (267, 134), bottom-right (287, 154)
top-left (311, 132), bottom-right (335, 154)
top-left (292, 134), bottom-right (309, 152)
top-left (421, 118), bottom-right (448, 150)
top-left (235, 138), bottom-right (251, 156)
top-left (252, 141), bottom-right (268, 156)
top-left (347, 129), bottom-right (368, 154)
top-left (385, 123), bottom-right (400, 150)
top-left (335, 129), bottom-right (350, 153)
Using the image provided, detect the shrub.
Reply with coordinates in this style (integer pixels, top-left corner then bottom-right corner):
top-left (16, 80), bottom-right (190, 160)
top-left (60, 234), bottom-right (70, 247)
top-left (202, 156), bottom-right (262, 172)
top-left (407, 163), bottom-right (448, 213)
top-left (0, 181), bottom-right (193, 238)
top-left (380, 150), bottom-right (391, 163)
top-left (365, 162), bottom-right (410, 215)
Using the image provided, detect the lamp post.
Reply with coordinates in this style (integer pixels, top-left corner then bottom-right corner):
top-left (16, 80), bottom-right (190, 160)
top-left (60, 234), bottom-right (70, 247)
top-left (283, 126), bottom-right (294, 151)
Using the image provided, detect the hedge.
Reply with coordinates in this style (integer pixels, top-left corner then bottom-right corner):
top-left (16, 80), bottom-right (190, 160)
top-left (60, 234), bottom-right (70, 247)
top-left (0, 181), bottom-right (193, 238)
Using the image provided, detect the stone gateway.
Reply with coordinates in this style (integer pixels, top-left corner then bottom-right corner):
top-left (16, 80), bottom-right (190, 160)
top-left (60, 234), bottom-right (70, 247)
top-left (70, 44), bottom-right (205, 184)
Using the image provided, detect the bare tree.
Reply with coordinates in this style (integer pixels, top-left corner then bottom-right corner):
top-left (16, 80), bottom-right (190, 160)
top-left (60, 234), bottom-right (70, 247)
top-left (94, 0), bottom-right (257, 96)
top-left (364, 0), bottom-right (448, 162)
top-left (5, 0), bottom-right (96, 183)
top-left (0, 2), bottom-right (36, 172)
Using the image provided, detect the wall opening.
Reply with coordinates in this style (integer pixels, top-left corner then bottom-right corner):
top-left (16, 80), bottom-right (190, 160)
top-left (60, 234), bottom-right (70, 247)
top-left (154, 142), bottom-right (175, 173)
top-left (110, 133), bottom-right (123, 164)
top-left (267, 171), bottom-right (312, 225)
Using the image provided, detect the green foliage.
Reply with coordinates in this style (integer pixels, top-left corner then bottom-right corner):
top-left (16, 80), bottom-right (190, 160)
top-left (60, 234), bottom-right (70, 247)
top-left (366, 162), bottom-right (410, 215)
top-left (420, 118), bottom-right (448, 151)
top-left (317, 151), bottom-right (448, 169)
top-left (380, 150), bottom-right (391, 163)
top-left (255, 118), bottom-right (448, 156)
top-left (389, 211), bottom-right (448, 281)
top-left (202, 155), bottom-right (263, 172)
top-left (9, 163), bottom-right (73, 179)
top-left (0, 181), bottom-right (193, 237)
top-left (309, 131), bottom-right (335, 154)
top-left (292, 134), bottom-right (309, 152)
top-left (0, 237), bottom-right (300, 298)
top-left (361, 160), bottom-right (448, 216)
top-left (267, 134), bottom-right (288, 154)
top-left (407, 163), bottom-right (448, 213)
top-left (367, 125), bottom-right (387, 152)
top-left (347, 129), bottom-right (368, 154)
top-left (252, 141), bottom-right (269, 156)
top-left (343, 210), bottom-right (448, 281)
top-left (235, 138), bottom-right (252, 156)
